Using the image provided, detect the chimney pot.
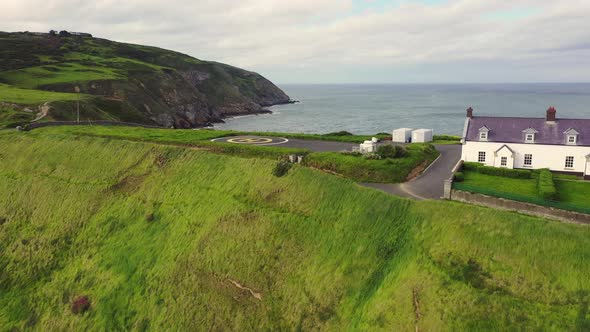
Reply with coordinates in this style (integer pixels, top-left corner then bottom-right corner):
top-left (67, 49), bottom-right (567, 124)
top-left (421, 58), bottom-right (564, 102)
top-left (466, 107), bottom-right (473, 118)
top-left (546, 106), bottom-right (556, 122)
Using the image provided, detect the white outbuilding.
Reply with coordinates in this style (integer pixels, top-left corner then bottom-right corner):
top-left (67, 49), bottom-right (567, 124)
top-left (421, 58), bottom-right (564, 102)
top-left (412, 129), bottom-right (434, 143)
top-left (392, 128), bottom-right (413, 143)
top-left (359, 138), bottom-right (378, 153)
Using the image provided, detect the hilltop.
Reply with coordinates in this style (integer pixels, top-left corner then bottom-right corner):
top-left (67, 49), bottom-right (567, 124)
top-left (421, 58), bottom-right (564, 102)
top-left (0, 31), bottom-right (291, 128)
top-left (1, 127), bottom-right (589, 330)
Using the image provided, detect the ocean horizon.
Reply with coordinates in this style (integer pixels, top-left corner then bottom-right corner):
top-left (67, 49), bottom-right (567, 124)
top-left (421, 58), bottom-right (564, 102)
top-left (215, 83), bottom-right (590, 135)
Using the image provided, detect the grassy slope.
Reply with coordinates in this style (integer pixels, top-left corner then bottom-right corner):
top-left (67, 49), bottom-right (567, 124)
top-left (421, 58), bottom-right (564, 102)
top-left (0, 132), bottom-right (589, 330)
top-left (25, 126), bottom-right (439, 183)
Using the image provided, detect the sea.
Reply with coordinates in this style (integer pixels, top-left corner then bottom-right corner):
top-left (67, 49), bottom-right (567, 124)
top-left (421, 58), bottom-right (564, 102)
top-left (214, 83), bottom-right (590, 135)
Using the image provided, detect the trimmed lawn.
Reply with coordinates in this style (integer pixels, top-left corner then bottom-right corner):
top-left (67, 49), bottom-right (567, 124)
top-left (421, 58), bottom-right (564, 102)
top-left (462, 170), bottom-right (539, 197)
top-left (556, 180), bottom-right (590, 207)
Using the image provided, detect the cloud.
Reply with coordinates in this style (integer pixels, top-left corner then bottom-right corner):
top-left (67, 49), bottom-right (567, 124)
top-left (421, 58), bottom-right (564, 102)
top-left (1, 0), bottom-right (589, 83)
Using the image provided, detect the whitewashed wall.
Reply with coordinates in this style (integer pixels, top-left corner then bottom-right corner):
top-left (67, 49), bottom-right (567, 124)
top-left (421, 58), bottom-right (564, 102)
top-left (461, 141), bottom-right (590, 175)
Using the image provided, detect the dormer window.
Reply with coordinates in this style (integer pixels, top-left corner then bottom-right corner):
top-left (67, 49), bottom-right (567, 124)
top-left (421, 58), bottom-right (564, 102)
top-left (478, 126), bottom-right (490, 141)
top-left (526, 134), bottom-right (535, 142)
top-left (522, 128), bottom-right (538, 144)
top-left (564, 128), bottom-right (579, 145)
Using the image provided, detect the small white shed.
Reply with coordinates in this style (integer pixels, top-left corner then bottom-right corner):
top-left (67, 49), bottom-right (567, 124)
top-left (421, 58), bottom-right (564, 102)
top-left (411, 129), bottom-right (433, 143)
top-left (392, 128), bottom-right (413, 143)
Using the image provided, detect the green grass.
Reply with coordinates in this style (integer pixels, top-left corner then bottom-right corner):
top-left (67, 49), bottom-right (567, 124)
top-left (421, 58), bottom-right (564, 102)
top-left (0, 63), bottom-right (123, 89)
top-left (555, 180), bottom-right (590, 207)
top-left (304, 144), bottom-right (440, 183)
top-left (0, 132), bottom-right (589, 330)
top-left (0, 84), bottom-right (84, 104)
top-left (459, 170), bottom-right (590, 213)
top-left (462, 171), bottom-right (539, 197)
top-left (28, 126), bottom-right (437, 182)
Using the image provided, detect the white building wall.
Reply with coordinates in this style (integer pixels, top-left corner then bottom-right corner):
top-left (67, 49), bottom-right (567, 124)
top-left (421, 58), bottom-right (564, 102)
top-left (461, 141), bottom-right (590, 175)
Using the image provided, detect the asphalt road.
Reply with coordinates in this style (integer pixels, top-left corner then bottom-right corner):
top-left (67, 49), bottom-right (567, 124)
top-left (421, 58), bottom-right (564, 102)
top-left (212, 135), bottom-right (462, 200)
top-left (360, 145), bottom-right (462, 200)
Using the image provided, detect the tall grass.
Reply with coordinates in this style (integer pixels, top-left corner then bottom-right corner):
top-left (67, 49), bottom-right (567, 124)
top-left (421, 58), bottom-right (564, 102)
top-left (0, 133), bottom-right (589, 330)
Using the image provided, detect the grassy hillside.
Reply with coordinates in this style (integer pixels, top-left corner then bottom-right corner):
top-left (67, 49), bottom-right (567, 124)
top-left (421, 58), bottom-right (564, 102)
top-left (0, 31), bottom-right (290, 128)
top-left (1, 131), bottom-right (589, 330)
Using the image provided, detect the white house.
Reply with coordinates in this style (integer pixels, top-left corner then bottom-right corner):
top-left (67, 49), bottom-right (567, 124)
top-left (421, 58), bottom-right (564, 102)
top-left (392, 128), bottom-right (413, 143)
top-left (461, 107), bottom-right (590, 179)
top-left (412, 129), bottom-right (433, 143)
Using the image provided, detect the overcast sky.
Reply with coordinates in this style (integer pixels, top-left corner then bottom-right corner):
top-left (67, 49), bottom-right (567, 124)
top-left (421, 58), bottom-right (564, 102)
top-left (2, 0), bottom-right (590, 84)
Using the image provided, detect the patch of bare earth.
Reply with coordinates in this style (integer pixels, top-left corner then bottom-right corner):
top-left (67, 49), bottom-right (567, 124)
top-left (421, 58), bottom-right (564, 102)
top-left (227, 279), bottom-right (262, 301)
top-left (406, 160), bottom-right (428, 181)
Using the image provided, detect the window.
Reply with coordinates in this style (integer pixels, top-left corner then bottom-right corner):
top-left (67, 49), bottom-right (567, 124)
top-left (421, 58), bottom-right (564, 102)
top-left (565, 156), bottom-right (574, 168)
top-left (501, 157), bottom-right (507, 167)
top-left (480, 132), bottom-right (487, 140)
top-left (525, 134), bottom-right (535, 143)
top-left (567, 135), bottom-right (577, 144)
top-left (478, 151), bottom-right (486, 163)
top-left (524, 154), bottom-right (532, 166)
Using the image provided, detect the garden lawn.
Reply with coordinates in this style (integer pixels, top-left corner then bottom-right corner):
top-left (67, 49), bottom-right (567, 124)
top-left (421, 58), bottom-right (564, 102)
top-left (462, 170), bottom-right (539, 197)
top-left (555, 180), bottom-right (590, 207)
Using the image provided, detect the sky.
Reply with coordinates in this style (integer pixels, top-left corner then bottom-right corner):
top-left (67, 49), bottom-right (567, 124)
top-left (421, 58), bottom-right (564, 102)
top-left (2, 0), bottom-right (590, 84)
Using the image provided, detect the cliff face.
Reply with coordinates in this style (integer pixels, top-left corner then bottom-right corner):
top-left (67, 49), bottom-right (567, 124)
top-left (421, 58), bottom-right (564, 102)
top-left (0, 31), bottom-right (291, 128)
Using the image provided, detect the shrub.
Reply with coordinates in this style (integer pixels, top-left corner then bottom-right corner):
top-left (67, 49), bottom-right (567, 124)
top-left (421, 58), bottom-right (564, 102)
top-left (538, 169), bottom-right (558, 200)
top-left (341, 151), bottom-right (362, 157)
top-left (71, 296), bottom-right (91, 314)
top-left (272, 161), bottom-right (292, 177)
top-left (477, 166), bottom-right (532, 179)
top-left (363, 153), bottom-right (382, 160)
top-left (323, 131), bottom-right (353, 136)
top-left (454, 172), bottom-right (464, 182)
top-left (434, 135), bottom-right (461, 141)
top-left (463, 162), bottom-right (532, 179)
top-left (377, 145), bottom-right (407, 159)
top-left (463, 162), bottom-right (482, 171)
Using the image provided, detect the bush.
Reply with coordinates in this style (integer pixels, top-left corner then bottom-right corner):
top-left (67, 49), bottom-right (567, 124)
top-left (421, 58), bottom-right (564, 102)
top-left (434, 135), bottom-right (461, 141)
top-left (463, 162), bottom-right (532, 179)
top-left (71, 296), bottom-right (91, 314)
top-left (477, 166), bottom-right (532, 179)
top-left (454, 172), bottom-right (464, 182)
top-left (538, 169), bottom-right (558, 200)
top-left (463, 162), bottom-right (483, 171)
top-left (363, 153), bottom-right (382, 160)
top-left (272, 161), bottom-right (292, 177)
top-left (323, 131), bottom-right (353, 136)
top-left (377, 145), bottom-right (407, 159)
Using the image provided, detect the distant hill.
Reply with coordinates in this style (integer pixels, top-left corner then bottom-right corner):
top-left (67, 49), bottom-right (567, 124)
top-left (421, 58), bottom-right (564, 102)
top-left (0, 31), bottom-right (291, 128)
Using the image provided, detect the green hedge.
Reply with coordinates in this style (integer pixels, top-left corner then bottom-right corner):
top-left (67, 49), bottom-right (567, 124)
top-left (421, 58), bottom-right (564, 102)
top-left (454, 172), bottom-right (464, 182)
top-left (538, 169), bottom-right (558, 200)
top-left (462, 162), bottom-right (532, 179)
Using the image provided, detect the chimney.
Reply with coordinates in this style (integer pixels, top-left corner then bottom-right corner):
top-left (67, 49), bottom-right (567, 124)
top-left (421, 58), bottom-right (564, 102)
top-left (546, 106), bottom-right (556, 122)
top-left (466, 107), bottom-right (473, 118)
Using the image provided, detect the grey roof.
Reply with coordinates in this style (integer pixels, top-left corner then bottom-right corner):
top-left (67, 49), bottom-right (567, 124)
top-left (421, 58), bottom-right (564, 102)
top-left (466, 116), bottom-right (590, 146)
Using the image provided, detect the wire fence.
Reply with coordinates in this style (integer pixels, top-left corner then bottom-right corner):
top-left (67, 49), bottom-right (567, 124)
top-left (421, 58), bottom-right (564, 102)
top-left (453, 182), bottom-right (590, 215)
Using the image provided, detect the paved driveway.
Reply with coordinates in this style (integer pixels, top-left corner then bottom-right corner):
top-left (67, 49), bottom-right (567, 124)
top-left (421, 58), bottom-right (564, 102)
top-left (360, 145), bottom-right (461, 200)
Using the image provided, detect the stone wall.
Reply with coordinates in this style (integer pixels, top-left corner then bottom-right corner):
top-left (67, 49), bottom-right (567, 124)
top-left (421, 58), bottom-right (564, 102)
top-left (450, 189), bottom-right (590, 224)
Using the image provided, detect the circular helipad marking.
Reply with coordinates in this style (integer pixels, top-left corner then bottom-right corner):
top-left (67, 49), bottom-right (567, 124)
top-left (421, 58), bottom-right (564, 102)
top-left (227, 137), bottom-right (273, 144)
top-left (211, 136), bottom-right (289, 146)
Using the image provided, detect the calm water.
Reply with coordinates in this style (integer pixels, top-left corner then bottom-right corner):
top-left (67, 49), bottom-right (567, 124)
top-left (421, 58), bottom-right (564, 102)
top-left (215, 84), bottom-right (590, 135)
